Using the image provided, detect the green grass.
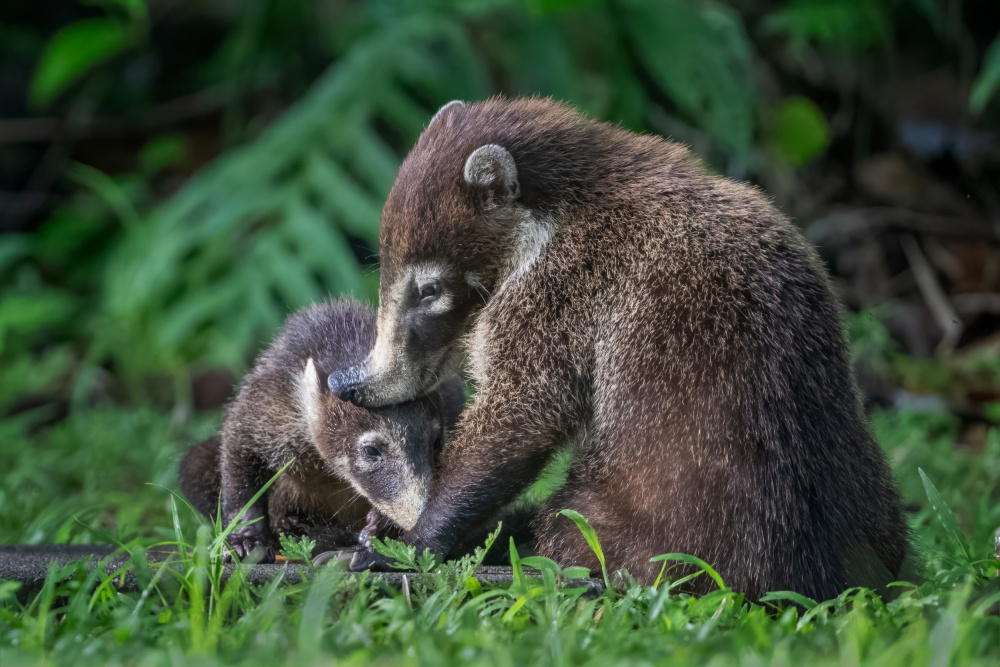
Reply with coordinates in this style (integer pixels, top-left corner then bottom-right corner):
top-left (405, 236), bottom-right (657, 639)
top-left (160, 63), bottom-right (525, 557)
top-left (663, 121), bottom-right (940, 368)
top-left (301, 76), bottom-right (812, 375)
top-left (1, 403), bottom-right (998, 666)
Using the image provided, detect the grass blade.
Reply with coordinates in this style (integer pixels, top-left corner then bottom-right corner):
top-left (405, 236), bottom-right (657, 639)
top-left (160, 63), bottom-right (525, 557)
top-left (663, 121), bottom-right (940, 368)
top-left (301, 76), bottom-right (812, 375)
top-left (558, 509), bottom-right (609, 589)
top-left (509, 537), bottom-right (527, 597)
top-left (919, 468), bottom-right (971, 563)
top-left (649, 553), bottom-right (726, 591)
top-left (759, 590), bottom-right (818, 610)
top-left (298, 567), bottom-right (339, 659)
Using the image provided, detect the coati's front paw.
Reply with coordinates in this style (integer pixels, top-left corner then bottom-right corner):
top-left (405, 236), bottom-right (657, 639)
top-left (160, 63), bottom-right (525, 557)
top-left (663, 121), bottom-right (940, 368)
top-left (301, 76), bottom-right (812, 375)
top-left (348, 546), bottom-right (395, 572)
top-left (222, 527), bottom-right (275, 564)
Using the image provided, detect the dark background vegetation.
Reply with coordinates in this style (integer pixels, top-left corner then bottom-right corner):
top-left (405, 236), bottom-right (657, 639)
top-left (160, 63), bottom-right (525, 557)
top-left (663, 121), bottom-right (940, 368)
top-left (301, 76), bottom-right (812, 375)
top-left (1, 0), bottom-right (998, 567)
top-left (1, 2), bottom-right (999, 664)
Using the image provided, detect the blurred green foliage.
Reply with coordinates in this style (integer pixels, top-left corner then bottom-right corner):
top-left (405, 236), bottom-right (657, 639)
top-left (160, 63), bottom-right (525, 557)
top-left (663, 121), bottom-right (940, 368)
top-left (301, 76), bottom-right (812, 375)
top-left (972, 35), bottom-right (1000, 113)
top-left (4, 0), bottom-right (997, 400)
top-left (1, 1), bottom-right (999, 664)
top-left (770, 96), bottom-right (829, 165)
top-left (30, 0), bottom-right (147, 107)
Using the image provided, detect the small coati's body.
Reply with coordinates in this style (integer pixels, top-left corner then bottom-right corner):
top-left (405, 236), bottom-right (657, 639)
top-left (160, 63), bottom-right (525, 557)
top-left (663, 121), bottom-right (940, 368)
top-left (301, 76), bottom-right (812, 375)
top-left (329, 97), bottom-right (911, 601)
top-left (179, 436), bottom-right (379, 554)
top-left (179, 298), bottom-right (464, 561)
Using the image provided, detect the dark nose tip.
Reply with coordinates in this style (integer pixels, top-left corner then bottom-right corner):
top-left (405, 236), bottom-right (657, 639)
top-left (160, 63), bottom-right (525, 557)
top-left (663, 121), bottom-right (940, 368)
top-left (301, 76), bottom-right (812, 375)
top-left (328, 368), bottom-right (365, 405)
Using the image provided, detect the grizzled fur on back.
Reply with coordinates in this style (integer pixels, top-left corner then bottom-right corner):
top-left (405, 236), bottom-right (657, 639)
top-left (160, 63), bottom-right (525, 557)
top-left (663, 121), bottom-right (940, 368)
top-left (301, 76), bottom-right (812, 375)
top-left (334, 97), bottom-right (911, 601)
top-left (182, 298), bottom-right (463, 562)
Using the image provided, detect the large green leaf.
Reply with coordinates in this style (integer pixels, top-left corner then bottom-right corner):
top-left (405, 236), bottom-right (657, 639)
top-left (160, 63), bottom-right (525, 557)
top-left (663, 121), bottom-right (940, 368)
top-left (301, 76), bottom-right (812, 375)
top-left (31, 19), bottom-right (131, 107)
top-left (619, 0), bottom-right (755, 159)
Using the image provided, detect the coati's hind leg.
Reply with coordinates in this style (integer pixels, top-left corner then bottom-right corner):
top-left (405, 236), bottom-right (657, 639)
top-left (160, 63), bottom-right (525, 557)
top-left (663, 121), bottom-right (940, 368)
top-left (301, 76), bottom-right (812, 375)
top-left (533, 454), bottom-right (664, 586)
top-left (178, 438), bottom-right (222, 520)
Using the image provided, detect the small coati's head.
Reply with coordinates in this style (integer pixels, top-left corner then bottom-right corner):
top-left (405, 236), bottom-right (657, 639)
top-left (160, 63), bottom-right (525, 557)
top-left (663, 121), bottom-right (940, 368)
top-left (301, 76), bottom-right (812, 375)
top-left (297, 358), bottom-right (449, 531)
top-left (329, 98), bottom-right (569, 408)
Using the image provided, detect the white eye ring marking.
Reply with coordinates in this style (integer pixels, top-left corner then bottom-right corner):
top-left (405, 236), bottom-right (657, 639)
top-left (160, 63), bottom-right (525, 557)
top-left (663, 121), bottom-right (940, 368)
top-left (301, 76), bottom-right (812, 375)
top-left (357, 431), bottom-right (391, 467)
top-left (411, 265), bottom-right (451, 314)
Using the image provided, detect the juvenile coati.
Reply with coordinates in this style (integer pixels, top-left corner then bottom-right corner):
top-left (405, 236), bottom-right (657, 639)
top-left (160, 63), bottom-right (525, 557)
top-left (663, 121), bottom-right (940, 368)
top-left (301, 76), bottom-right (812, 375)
top-left (178, 298), bottom-right (465, 562)
top-left (328, 97), bottom-right (911, 601)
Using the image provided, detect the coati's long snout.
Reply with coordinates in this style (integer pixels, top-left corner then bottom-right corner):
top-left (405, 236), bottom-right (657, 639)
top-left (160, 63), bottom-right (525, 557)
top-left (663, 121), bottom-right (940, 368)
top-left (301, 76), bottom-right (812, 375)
top-left (329, 333), bottom-right (464, 410)
top-left (329, 136), bottom-right (523, 410)
top-left (328, 268), bottom-right (476, 409)
top-left (327, 364), bottom-right (369, 405)
top-left (328, 355), bottom-right (425, 409)
top-left (328, 355), bottom-right (451, 409)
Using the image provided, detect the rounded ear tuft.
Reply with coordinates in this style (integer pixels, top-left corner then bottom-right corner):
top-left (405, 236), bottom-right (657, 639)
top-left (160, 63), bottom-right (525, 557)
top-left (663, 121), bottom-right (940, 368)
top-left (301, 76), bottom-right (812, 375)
top-left (463, 144), bottom-right (519, 210)
top-left (428, 100), bottom-right (465, 128)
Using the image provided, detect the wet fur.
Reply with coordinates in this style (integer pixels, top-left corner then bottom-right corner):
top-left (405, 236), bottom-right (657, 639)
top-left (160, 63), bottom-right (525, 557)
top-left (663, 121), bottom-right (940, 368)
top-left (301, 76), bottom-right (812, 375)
top-left (367, 97), bottom-right (910, 601)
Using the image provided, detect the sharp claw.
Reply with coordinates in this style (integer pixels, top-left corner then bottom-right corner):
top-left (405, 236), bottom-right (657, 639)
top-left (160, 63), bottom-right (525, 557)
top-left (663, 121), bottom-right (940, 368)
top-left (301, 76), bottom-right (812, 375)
top-left (221, 531), bottom-right (277, 564)
top-left (359, 508), bottom-right (383, 546)
top-left (312, 550), bottom-right (353, 567)
top-left (349, 548), bottom-right (390, 572)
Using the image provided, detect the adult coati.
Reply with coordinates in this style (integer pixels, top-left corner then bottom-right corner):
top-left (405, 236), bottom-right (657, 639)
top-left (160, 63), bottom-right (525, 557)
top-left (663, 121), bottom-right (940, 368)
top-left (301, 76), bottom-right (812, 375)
top-left (328, 97), bottom-right (911, 601)
top-left (178, 298), bottom-right (465, 562)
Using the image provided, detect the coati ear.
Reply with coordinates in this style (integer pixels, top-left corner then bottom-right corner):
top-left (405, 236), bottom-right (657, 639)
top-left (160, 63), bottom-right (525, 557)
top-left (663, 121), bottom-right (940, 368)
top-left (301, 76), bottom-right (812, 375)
top-left (463, 144), bottom-right (520, 211)
top-left (428, 100), bottom-right (464, 128)
top-left (297, 358), bottom-right (323, 437)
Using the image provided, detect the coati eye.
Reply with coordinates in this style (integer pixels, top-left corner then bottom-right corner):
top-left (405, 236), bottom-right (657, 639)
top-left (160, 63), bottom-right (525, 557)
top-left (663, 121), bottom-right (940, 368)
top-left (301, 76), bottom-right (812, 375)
top-left (363, 444), bottom-right (382, 459)
top-left (418, 282), bottom-right (439, 303)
